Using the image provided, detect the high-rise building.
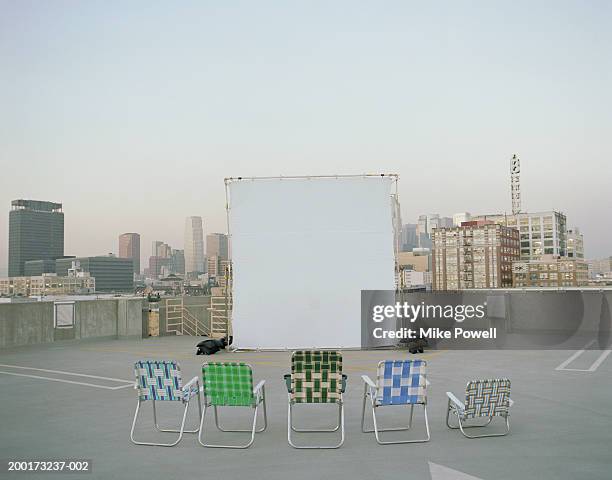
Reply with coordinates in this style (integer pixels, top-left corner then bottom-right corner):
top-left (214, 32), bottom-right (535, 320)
top-left (472, 211), bottom-right (567, 261)
top-left (512, 255), bottom-right (588, 287)
top-left (453, 212), bottom-right (471, 226)
top-left (417, 214), bottom-right (452, 236)
top-left (432, 221), bottom-right (520, 290)
top-left (206, 233), bottom-right (229, 260)
top-left (185, 217), bottom-right (205, 274)
top-left (8, 200), bottom-right (64, 277)
top-left (400, 224), bottom-right (418, 252)
top-left (170, 249), bottom-right (185, 275)
top-left (118, 233), bottom-right (140, 275)
top-left (566, 227), bottom-right (584, 259)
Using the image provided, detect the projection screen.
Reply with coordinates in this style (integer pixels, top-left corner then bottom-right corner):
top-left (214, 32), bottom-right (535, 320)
top-left (227, 175), bottom-right (397, 349)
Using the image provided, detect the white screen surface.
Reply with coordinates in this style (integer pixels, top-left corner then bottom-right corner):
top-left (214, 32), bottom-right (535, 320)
top-left (228, 176), bottom-right (396, 349)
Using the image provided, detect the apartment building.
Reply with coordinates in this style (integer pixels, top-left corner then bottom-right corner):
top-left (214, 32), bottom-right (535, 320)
top-left (512, 255), bottom-right (588, 287)
top-left (432, 221), bottom-right (520, 290)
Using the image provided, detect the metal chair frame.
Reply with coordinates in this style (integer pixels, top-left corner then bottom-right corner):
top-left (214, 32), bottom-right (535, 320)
top-left (360, 360), bottom-right (430, 445)
top-left (198, 363), bottom-right (267, 449)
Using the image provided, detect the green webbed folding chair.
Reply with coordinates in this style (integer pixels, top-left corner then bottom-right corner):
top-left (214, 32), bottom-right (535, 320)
top-left (130, 360), bottom-right (202, 447)
top-left (446, 378), bottom-right (514, 438)
top-left (198, 362), bottom-right (267, 448)
top-left (284, 350), bottom-right (347, 449)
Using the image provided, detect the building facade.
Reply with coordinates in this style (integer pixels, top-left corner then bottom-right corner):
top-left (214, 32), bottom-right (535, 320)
top-left (8, 200), bottom-right (64, 277)
top-left (566, 228), bottom-right (584, 259)
top-left (55, 256), bottom-right (133, 292)
top-left (512, 255), bottom-right (588, 287)
top-left (472, 211), bottom-right (567, 260)
top-left (432, 221), bottom-right (520, 290)
top-left (0, 273), bottom-right (95, 297)
top-left (206, 233), bottom-right (229, 260)
top-left (118, 233), bottom-right (141, 275)
top-left (185, 216), bottom-right (205, 274)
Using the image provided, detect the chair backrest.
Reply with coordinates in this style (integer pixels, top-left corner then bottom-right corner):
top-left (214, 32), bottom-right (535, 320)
top-left (202, 362), bottom-right (255, 406)
top-left (291, 350), bottom-right (342, 404)
top-left (464, 378), bottom-right (511, 419)
top-left (375, 359), bottom-right (427, 405)
top-left (134, 360), bottom-right (184, 402)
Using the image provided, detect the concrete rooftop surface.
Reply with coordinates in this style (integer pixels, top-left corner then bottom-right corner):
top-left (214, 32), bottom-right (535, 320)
top-left (1, 335), bottom-right (611, 480)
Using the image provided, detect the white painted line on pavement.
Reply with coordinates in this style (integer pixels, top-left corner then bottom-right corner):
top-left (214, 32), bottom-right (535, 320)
top-left (0, 363), bottom-right (134, 389)
top-left (555, 341), bottom-right (612, 372)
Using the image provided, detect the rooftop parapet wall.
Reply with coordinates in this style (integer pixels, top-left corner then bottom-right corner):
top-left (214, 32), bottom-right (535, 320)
top-left (0, 298), bottom-right (144, 349)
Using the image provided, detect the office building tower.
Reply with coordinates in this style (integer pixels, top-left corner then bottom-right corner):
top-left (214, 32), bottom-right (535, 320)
top-left (432, 221), bottom-right (520, 290)
top-left (566, 228), bottom-right (584, 259)
top-left (472, 211), bottom-right (567, 261)
top-left (206, 233), bottom-right (229, 260)
top-left (119, 233), bottom-right (141, 275)
top-left (453, 212), bottom-right (471, 226)
top-left (8, 200), bottom-right (64, 277)
top-left (185, 216), bottom-right (205, 274)
top-left (55, 256), bottom-right (133, 292)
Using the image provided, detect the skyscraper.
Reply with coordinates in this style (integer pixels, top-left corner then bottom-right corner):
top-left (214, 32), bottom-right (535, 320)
top-left (118, 233), bottom-right (140, 275)
top-left (8, 199), bottom-right (64, 277)
top-left (184, 216), bottom-right (205, 274)
top-left (206, 233), bottom-right (229, 260)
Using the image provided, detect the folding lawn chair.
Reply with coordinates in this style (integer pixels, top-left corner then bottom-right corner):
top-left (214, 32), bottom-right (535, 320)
top-left (198, 362), bottom-right (266, 448)
top-left (361, 359), bottom-right (430, 444)
top-left (284, 350), bottom-right (347, 449)
top-left (446, 378), bottom-right (513, 438)
top-left (130, 360), bottom-right (201, 447)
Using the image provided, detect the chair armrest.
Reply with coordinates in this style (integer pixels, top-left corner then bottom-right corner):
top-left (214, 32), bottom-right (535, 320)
top-left (361, 375), bottom-right (376, 389)
top-left (509, 398), bottom-right (514, 407)
top-left (341, 374), bottom-right (348, 393)
top-left (446, 391), bottom-right (464, 410)
top-left (283, 374), bottom-right (292, 393)
top-left (253, 379), bottom-right (265, 395)
top-left (182, 376), bottom-right (199, 391)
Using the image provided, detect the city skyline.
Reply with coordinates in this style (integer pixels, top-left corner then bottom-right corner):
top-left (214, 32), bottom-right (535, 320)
top-left (1, 2), bottom-right (611, 275)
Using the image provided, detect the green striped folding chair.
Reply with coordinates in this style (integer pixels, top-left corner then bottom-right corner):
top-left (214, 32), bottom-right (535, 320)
top-left (198, 362), bottom-right (266, 448)
top-left (130, 360), bottom-right (202, 447)
top-left (284, 350), bottom-right (347, 449)
top-left (446, 378), bottom-right (513, 438)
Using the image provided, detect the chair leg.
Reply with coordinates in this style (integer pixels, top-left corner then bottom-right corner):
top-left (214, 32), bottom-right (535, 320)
top-left (214, 391), bottom-right (267, 433)
top-left (130, 398), bottom-right (190, 447)
top-left (457, 415), bottom-right (510, 438)
top-left (361, 384), bottom-right (415, 433)
top-left (287, 401), bottom-right (345, 449)
top-left (370, 402), bottom-right (430, 445)
top-left (198, 401), bottom-right (262, 448)
top-left (291, 396), bottom-right (342, 433)
top-left (152, 391), bottom-right (202, 434)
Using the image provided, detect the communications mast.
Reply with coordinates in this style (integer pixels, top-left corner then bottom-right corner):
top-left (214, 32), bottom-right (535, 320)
top-left (510, 154), bottom-right (521, 215)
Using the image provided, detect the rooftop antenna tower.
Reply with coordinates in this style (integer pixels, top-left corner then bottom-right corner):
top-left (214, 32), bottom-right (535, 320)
top-left (510, 154), bottom-right (521, 215)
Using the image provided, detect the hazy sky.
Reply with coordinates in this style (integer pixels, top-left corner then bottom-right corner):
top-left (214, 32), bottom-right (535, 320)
top-left (1, 0), bottom-right (611, 275)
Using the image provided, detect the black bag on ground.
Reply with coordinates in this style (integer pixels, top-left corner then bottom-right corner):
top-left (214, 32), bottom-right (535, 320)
top-left (196, 337), bottom-right (227, 355)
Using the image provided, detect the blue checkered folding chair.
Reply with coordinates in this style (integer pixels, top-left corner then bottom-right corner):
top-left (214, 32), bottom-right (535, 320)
top-left (446, 378), bottom-right (513, 438)
top-left (361, 359), bottom-right (430, 444)
top-left (130, 360), bottom-right (202, 447)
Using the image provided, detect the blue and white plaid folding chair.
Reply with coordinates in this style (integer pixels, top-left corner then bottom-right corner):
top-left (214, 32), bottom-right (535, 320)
top-left (446, 378), bottom-right (513, 438)
top-left (361, 359), bottom-right (430, 444)
top-left (130, 360), bottom-right (202, 447)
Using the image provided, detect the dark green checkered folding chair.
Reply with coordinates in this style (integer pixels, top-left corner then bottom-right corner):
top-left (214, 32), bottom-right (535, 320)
top-left (198, 362), bottom-right (267, 448)
top-left (284, 350), bottom-right (347, 449)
